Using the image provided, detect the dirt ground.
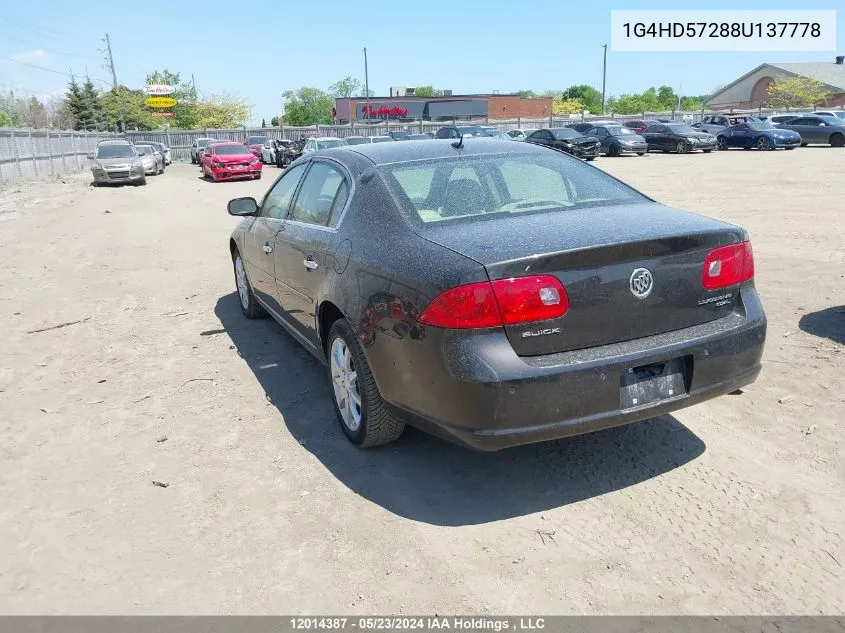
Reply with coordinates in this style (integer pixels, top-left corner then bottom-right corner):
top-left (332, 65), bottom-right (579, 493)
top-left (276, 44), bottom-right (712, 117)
top-left (1, 149), bottom-right (843, 615)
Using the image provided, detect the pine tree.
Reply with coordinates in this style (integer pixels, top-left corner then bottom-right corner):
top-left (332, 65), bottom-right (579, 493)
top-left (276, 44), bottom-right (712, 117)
top-left (78, 78), bottom-right (103, 130)
top-left (261, 118), bottom-right (267, 128)
top-left (65, 77), bottom-right (84, 130)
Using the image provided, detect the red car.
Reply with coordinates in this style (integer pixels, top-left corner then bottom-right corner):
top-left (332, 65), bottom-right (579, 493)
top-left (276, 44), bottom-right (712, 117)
top-left (244, 135), bottom-right (268, 157)
top-left (202, 142), bottom-right (262, 182)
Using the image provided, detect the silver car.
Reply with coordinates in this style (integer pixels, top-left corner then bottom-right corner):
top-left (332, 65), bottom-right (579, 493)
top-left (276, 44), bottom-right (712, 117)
top-left (190, 137), bottom-right (217, 164)
top-left (134, 143), bottom-right (165, 175)
top-left (146, 141), bottom-right (171, 165)
top-left (88, 140), bottom-right (146, 186)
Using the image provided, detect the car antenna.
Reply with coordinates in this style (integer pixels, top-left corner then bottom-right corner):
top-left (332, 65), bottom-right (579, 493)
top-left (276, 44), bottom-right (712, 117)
top-left (451, 133), bottom-right (464, 149)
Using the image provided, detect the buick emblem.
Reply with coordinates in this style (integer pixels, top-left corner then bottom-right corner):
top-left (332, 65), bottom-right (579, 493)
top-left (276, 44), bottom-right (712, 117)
top-left (629, 268), bottom-right (654, 299)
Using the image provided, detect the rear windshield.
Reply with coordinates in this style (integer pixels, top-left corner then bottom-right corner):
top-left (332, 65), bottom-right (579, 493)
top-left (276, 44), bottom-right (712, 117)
top-left (246, 136), bottom-right (267, 144)
top-left (316, 139), bottom-right (346, 149)
top-left (344, 137), bottom-right (371, 145)
top-left (382, 153), bottom-right (645, 225)
top-left (96, 144), bottom-right (136, 158)
top-left (213, 144), bottom-right (249, 155)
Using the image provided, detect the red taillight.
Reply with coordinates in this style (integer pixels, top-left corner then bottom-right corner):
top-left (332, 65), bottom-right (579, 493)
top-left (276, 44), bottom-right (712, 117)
top-left (418, 275), bottom-right (569, 329)
top-left (702, 241), bottom-right (754, 290)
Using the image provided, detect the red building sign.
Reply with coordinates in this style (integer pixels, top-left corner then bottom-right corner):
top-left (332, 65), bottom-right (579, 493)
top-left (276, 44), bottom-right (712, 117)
top-left (361, 104), bottom-right (409, 117)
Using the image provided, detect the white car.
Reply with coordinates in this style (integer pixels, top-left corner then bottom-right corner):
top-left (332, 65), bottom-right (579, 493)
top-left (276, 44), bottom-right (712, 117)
top-left (301, 137), bottom-right (349, 154)
top-left (146, 141), bottom-right (172, 165)
top-left (812, 110), bottom-right (845, 121)
top-left (506, 129), bottom-right (539, 141)
top-left (767, 114), bottom-right (800, 126)
top-left (368, 136), bottom-right (394, 143)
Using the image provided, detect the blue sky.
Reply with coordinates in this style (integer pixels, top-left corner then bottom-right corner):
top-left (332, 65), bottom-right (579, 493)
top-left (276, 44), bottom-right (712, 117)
top-left (1, 0), bottom-right (841, 125)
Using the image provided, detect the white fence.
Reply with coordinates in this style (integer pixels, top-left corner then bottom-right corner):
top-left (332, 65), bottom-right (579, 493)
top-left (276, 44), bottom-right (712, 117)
top-left (0, 129), bottom-right (119, 182)
top-left (0, 105), bottom-right (831, 182)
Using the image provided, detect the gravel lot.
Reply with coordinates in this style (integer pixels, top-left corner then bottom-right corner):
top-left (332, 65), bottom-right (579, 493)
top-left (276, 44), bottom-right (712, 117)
top-left (1, 149), bottom-right (843, 614)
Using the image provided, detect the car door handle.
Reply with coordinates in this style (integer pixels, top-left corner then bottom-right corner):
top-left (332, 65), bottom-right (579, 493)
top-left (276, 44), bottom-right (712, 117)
top-left (263, 243), bottom-right (273, 254)
top-left (303, 258), bottom-right (318, 271)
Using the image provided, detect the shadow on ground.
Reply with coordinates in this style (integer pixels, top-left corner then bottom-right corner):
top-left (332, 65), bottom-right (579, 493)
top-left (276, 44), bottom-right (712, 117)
top-left (215, 293), bottom-right (706, 526)
top-left (799, 306), bottom-right (845, 345)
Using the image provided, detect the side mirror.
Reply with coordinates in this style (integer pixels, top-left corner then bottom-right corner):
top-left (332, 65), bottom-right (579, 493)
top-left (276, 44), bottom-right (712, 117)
top-left (228, 197), bottom-right (259, 217)
top-left (87, 153), bottom-right (94, 160)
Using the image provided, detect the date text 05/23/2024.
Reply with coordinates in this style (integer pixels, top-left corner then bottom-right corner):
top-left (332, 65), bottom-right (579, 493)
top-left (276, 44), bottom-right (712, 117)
top-left (288, 617), bottom-right (547, 631)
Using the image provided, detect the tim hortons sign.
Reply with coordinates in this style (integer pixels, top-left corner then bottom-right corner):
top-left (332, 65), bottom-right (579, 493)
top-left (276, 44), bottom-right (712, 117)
top-left (144, 84), bottom-right (175, 96)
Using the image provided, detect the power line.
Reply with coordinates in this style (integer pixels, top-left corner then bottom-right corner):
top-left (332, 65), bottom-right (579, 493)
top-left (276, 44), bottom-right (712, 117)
top-left (0, 12), bottom-right (100, 47)
top-left (1, 55), bottom-right (110, 86)
top-left (1, 33), bottom-right (101, 61)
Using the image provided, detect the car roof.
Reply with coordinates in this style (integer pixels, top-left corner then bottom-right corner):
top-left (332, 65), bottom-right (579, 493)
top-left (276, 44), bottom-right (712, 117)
top-left (209, 141), bottom-right (244, 146)
top-left (97, 139), bottom-right (132, 145)
top-left (335, 138), bottom-right (552, 166)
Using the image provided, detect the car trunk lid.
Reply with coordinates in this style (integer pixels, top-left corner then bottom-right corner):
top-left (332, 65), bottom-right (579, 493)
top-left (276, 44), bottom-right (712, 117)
top-left (417, 202), bottom-right (747, 355)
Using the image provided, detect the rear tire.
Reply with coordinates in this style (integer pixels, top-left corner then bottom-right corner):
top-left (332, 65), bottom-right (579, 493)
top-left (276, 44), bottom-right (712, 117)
top-left (717, 136), bottom-right (728, 150)
top-left (676, 141), bottom-right (688, 154)
top-left (703, 149), bottom-right (712, 153)
top-left (233, 250), bottom-right (266, 319)
top-left (636, 152), bottom-right (645, 156)
top-left (830, 133), bottom-right (845, 148)
top-left (327, 318), bottom-right (405, 447)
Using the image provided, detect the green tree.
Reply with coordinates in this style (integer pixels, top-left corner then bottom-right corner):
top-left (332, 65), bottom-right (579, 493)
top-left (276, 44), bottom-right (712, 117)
top-left (679, 95), bottom-right (707, 111)
top-left (193, 93), bottom-right (249, 128)
top-left (64, 78), bottom-right (84, 129)
top-left (656, 85), bottom-right (678, 109)
top-left (329, 76), bottom-right (363, 98)
top-left (78, 78), bottom-right (103, 129)
top-left (101, 86), bottom-right (157, 131)
top-left (270, 116), bottom-right (279, 126)
top-left (414, 85), bottom-right (437, 97)
top-left (261, 118), bottom-right (267, 128)
top-left (562, 85), bottom-right (602, 114)
top-left (552, 97), bottom-right (584, 115)
top-left (766, 76), bottom-right (828, 108)
top-left (282, 87), bottom-right (332, 126)
top-left (516, 89), bottom-right (537, 98)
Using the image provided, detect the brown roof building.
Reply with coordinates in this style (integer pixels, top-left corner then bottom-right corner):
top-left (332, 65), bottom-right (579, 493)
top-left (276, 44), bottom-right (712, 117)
top-left (706, 56), bottom-right (845, 110)
top-left (333, 94), bottom-right (553, 123)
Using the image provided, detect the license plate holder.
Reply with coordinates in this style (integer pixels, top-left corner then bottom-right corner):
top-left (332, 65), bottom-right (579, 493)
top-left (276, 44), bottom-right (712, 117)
top-left (619, 356), bottom-right (691, 410)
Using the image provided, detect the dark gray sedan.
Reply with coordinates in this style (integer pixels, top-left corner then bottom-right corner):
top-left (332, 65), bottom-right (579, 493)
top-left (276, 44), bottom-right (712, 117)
top-left (775, 115), bottom-right (845, 147)
top-left (585, 124), bottom-right (648, 156)
top-left (226, 139), bottom-right (766, 450)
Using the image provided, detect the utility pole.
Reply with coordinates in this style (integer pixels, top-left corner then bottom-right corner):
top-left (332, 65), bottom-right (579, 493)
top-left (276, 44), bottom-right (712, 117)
top-left (363, 47), bottom-right (369, 122)
top-left (601, 44), bottom-right (608, 115)
top-left (103, 33), bottom-right (125, 132)
top-left (191, 73), bottom-right (197, 99)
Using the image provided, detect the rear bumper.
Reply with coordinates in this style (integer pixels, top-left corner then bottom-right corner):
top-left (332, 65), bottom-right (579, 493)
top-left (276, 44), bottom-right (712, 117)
top-left (375, 286), bottom-right (766, 451)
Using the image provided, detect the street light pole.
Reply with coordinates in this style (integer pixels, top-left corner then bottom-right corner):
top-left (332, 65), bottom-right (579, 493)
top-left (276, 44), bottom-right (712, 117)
top-left (601, 44), bottom-right (608, 115)
top-left (363, 47), bottom-right (370, 122)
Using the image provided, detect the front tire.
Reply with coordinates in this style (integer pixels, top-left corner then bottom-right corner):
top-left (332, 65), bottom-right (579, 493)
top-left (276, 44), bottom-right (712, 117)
top-left (755, 136), bottom-right (773, 151)
top-left (830, 133), bottom-right (845, 148)
top-left (607, 144), bottom-right (620, 157)
top-left (327, 319), bottom-right (405, 448)
top-left (233, 250), bottom-right (266, 319)
top-left (676, 141), bottom-right (689, 154)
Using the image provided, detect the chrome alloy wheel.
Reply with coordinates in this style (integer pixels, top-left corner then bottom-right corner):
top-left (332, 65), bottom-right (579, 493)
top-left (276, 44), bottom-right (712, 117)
top-left (330, 337), bottom-right (361, 432)
top-left (235, 255), bottom-right (249, 310)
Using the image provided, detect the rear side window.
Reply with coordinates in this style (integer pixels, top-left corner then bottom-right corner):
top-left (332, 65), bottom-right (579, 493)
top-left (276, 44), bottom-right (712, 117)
top-left (290, 162), bottom-right (350, 227)
top-left (382, 154), bottom-right (644, 225)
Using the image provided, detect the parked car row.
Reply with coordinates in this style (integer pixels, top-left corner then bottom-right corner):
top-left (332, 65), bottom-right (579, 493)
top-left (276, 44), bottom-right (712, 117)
top-left (88, 138), bottom-right (169, 186)
top-left (189, 110), bottom-right (845, 185)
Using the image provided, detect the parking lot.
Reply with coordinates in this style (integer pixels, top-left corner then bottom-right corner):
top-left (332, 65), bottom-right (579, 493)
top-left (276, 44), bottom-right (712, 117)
top-left (1, 149), bottom-right (843, 614)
